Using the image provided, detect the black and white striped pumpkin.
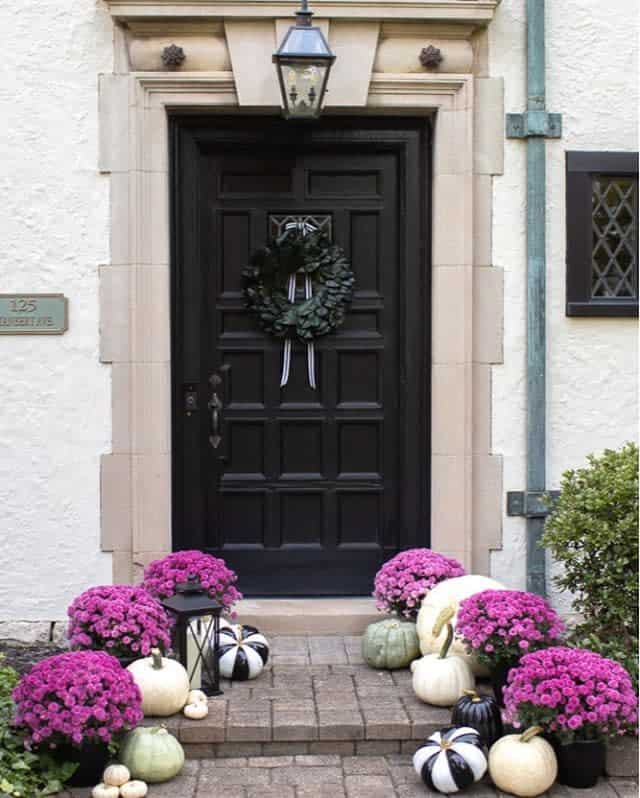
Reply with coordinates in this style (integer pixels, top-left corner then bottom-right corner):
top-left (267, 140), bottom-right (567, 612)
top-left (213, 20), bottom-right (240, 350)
top-left (215, 625), bottom-right (269, 681)
top-left (413, 726), bottom-right (487, 794)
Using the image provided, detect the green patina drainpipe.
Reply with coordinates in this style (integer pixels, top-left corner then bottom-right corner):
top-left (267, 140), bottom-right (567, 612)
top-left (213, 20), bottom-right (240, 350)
top-left (506, 0), bottom-right (562, 596)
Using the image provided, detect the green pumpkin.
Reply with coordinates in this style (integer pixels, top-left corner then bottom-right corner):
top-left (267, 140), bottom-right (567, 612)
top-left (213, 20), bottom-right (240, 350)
top-left (119, 726), bottom-right (184, 783)
top-left (362, 618), bottom-right (420, 670)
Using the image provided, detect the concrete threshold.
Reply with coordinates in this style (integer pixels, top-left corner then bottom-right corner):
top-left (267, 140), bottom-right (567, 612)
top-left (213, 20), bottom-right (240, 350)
top-left (234, 597), bottom-right (380, 635)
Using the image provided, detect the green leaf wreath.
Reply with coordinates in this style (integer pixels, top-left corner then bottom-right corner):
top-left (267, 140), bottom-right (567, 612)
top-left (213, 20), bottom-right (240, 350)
top-left (242, 228), bottom-right (355, 342)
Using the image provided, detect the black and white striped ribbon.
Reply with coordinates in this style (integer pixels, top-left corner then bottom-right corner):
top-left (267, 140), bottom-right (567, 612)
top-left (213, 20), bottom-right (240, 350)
top-left (279, 221), bottom-right (317, 390)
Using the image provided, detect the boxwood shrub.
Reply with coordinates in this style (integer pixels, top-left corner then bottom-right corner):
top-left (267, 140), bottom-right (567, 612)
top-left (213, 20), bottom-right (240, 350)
top-left (542, 442), bottom-right (638, 688)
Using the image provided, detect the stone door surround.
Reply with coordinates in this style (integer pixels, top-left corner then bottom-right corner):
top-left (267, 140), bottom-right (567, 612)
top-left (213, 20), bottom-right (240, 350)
top-left (99, 0), bottom-right (505, 584)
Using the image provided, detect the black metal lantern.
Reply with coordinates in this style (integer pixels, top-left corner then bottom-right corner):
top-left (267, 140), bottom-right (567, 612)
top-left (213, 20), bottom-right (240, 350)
top-left (273, 0), bottom-right (335, 119)
top-left (160, 577), bottom-right (223, 697)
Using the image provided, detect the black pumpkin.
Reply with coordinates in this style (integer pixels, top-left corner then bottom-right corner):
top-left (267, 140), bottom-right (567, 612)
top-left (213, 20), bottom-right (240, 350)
top-left (413, 726), bottom-right (487, 794)
top-left (451, 689), bottom-right (503, 747)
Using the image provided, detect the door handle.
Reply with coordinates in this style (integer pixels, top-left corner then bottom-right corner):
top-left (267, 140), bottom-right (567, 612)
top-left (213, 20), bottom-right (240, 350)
top-left (208, 364), bottom-right (230, 450)
top-left (208, 391), bottom-right (223, 449)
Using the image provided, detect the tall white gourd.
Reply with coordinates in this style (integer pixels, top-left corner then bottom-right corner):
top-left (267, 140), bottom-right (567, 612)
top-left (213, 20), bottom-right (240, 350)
top-left (416, 575), bottom-right (507, 675)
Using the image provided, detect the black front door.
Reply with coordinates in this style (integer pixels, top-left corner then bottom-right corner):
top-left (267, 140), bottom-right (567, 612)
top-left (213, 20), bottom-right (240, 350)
top-left (171, 117), bottom-right (430, 595)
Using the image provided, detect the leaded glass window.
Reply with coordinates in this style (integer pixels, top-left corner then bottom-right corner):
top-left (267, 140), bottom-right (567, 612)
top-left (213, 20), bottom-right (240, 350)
top-left (591, 176), bottom-right (638, 299)
top-left (566, 151), bottom-right (638, 317)
top-left (269, 214), bottom-right (332, 241)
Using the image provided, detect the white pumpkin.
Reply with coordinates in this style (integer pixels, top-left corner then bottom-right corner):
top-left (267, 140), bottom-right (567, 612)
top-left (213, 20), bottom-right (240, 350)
top-left (91, 785), bottom-right (119, 798)
top-left (127, 648), bottom-right (190, 717)
top-left (411, 606), bottom-right (475, 706)
top-left (102, 764), bottom-right (130, 787)
top-left (183, 701), bottom-right (209, 720)
top-left (489, 727), bottom-right (558, 797)
top-left (416, 574), bottom-right (507, 675)
top-left (187, 689), bottom-right (208, 705)
top-left (119, 781), bottom-right (149, 798)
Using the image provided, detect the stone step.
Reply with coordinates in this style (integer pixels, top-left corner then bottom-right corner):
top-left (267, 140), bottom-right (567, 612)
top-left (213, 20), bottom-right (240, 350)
top-left (153, 662), bottom-right (452, 760)
top-left (233, 598), bottom-right (380, 635)
top-left (59, 755), bottom-right (636, 798)
top-left (149, 635), bottom-right (638, 780)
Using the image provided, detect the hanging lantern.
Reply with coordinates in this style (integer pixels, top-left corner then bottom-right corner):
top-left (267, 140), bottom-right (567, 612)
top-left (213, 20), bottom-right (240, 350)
top-left (273, 0), bottom-right (335, 119)
top-left (160, 576), bottom-right (223, 697)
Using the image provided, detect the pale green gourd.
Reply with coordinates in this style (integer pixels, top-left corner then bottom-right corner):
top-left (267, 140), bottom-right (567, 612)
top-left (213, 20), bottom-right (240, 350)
top-left (119, 726), bottom-right (185, 783)
top-left (362, 618), bottom-right (420, 670)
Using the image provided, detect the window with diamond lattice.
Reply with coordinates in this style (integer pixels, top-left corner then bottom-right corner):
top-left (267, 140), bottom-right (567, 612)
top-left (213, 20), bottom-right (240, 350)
top-left (566, 151), bottom-right (638, 317)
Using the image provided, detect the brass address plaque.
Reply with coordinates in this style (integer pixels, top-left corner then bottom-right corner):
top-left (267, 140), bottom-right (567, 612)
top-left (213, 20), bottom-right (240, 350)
top-left (0, 294), bottom-right (68, 335)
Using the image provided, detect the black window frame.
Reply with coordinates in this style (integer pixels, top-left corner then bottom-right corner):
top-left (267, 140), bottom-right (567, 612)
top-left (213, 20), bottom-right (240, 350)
top-left (566, 150), bottom-right (639, 317)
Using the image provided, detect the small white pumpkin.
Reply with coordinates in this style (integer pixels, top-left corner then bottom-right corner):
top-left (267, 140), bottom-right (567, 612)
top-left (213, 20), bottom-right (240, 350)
top-left (416, 575), bottom-right (507, 675)
top-left (127, 648), bottom-right (190, 717)
top-left (411, 606), bottom-right (475, 706)
top-left (102, 764), bottom-right (130, 787)
top-left (91, 784), bottom-right (119, 798)
top-left (187, 689), bottom-right (208, 705)
top-left (119, 780), bottom-right (149, 798)
top-left (183, 701), bottom-right (209, 720)
top-left (489, 726), bottom-right (558, 797)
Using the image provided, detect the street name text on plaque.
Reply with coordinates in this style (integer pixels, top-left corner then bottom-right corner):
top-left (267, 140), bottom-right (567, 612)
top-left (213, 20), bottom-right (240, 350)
top-left (0, 294), bottom-right (68, 335)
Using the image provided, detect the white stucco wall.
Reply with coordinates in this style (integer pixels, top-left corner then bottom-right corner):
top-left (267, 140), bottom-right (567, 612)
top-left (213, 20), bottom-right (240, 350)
top-left (0, 0), bottom-right (637, 627)
top-left (0, 0), bottom-right (114, 624)
top-left (490, 0), bottom-right (639, 611)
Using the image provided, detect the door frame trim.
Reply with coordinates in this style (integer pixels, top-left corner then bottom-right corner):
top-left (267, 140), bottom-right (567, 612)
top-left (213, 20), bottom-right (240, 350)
top-left (169, 117), bottom-right (431, 588)
top-left (99, 69), bottom-right (502, 582)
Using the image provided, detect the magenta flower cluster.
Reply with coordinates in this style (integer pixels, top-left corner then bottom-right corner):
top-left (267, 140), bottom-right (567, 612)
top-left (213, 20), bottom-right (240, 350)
top-left (12, 651), bottom-right (143, 749)
top-left (457, 589), bottom-right (565, 667)
top-left (67, 585), bottom-right (172, 660)
top-left (373, 549), bottom-right (465, 619)
top-left (503, 647), bottom-right (638, 742)
top-left (142, 550), bottom-right (242, 613)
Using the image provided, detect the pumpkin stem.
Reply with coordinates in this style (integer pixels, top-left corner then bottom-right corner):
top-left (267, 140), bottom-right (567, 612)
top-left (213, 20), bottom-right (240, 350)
top-left (432, 606), bottom-right (456, 659)
top-left (150, 648), bottom-right (163, 670)
top-left (463, 689), bottom-right (480, 702)
top-left (521, 726), bottom-right (544, 743)
top-left (438, 622), bottom-right (455, 659)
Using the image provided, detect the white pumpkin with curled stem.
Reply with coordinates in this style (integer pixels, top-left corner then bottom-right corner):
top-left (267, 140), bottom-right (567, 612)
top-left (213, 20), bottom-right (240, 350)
top-left (416, 575), bottom-right (507, 675)
top-left (411, 605), bottom-right (475, 706)
top-left (489, 726), bottom-right (558, 797)
top-left (127, 648), bottom-right (190, 717)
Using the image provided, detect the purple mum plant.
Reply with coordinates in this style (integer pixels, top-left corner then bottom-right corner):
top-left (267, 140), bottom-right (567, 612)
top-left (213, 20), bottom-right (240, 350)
top-left (503, 647), bottom-right (638, 742)
top-left (68, 585), bottom-right (172, 660)
top-left (142, 550), bottom-right (242, 614)
top-left (373, 548), bottom-right (465, 619)
top-left (13, 651), bottom-right (143, 749)
top-left (457, 589), bottom-right (565, 667)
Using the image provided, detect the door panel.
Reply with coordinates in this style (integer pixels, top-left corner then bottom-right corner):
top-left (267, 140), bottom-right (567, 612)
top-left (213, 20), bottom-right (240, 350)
top-left (171, 117), bottom-right (430, 595)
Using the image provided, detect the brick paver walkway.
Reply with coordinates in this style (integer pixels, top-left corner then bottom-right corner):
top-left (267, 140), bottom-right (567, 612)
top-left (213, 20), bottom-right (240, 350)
top-left (59, 755), bottom-right (637, 797)
top-left (56, 636), bottom-right (637, 797)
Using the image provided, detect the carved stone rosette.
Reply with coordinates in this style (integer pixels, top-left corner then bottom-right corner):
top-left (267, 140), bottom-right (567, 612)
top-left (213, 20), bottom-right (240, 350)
top-left (162, 44), bottom-right (186, 68)
top-left (419, 45), bottom-right (443, 69)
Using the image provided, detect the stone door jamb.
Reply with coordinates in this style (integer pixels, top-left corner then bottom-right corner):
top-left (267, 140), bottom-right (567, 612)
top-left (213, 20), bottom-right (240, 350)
top-left (99, 46), bottom-right (504, 581)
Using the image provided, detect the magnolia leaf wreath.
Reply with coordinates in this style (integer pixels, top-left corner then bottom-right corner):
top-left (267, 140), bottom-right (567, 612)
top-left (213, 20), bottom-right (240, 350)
top-left (242, 227), bottom-right (355, 389)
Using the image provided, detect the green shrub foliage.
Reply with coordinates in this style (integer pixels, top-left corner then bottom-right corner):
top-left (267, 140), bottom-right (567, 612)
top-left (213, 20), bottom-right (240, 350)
top-left (0, 657), bottom-right (77, 797)
top-left (542, 442), bottom-right (639, 687)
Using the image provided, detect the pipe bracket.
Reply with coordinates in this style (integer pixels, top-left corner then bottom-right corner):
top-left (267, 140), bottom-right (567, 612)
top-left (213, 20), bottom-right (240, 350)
top-left (506, 490), bottom-right (560, 518)
top-left (506, 111), bottom-right (562, 139)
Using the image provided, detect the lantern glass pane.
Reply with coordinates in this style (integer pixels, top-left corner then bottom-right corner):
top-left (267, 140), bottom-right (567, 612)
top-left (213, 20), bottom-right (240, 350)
top-left (281, 27), bottom-right (332, 56)
top-left (281, 62), bottom-right (328, 117)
